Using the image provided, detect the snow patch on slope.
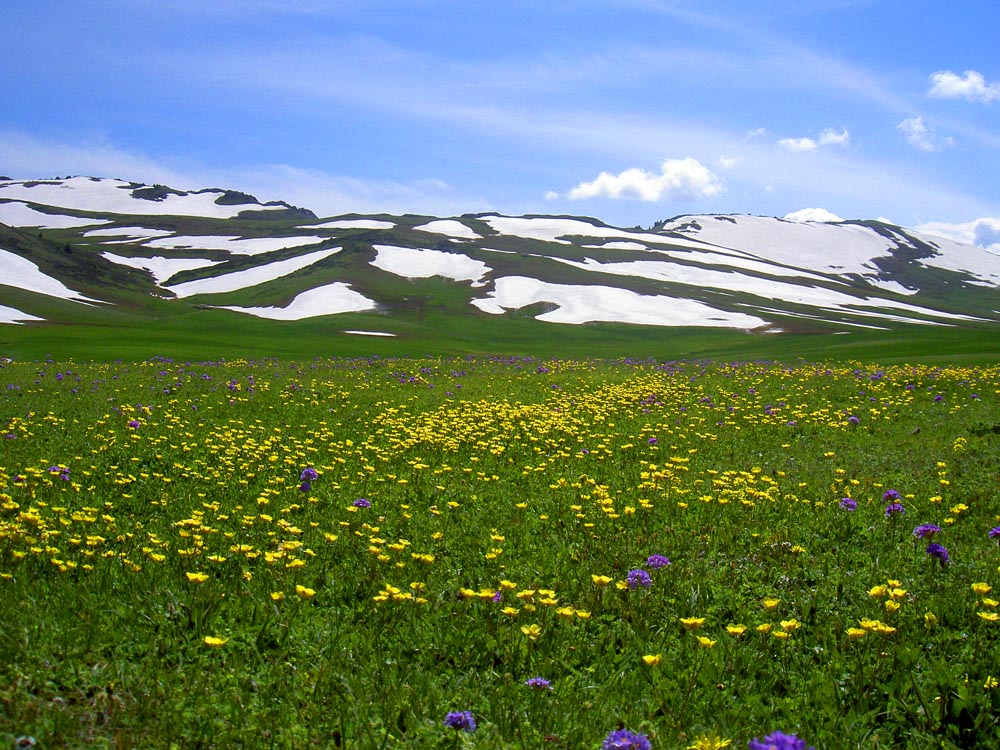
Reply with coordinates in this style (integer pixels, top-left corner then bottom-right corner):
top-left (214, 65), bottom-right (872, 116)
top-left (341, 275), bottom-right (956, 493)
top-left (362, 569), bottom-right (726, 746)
top-left (0, 201), bottom-right (110, 229)
top-left (84, 226), bottom-right (174, 240)
top-left (660, 215), bottom-right (896, 278)
top-left (305, 219), bottom-right (395, 230)
top-left (0, 248), bottom-right (101, 303)
top-left (372, 245), bottom-right (491, 285)
top-left (0, 303), bottom-right (44, 324)
top-left (482, 215), bottom-right (709, 250)
top-left (145, 235), bottom-right (326, 256)
top-left (472, 276), bottom-right (766, 328)
top-left (0, 177), bottom-right (285, 219)
top-left (413, 219), bottom-right (481, 240)
top-left (903, 230), bottom-right (1000, 287)
top-left (219, 283), bottom-right (376, 320)
top-left (165, 247), bottom-right (342, 298)
top-left (101, 253), bottom-right (225, 285)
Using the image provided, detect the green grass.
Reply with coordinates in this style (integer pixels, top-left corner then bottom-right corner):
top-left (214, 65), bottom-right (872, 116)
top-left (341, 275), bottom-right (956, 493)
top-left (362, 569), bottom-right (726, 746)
top-left (1, 356), bottom-right (999, 748)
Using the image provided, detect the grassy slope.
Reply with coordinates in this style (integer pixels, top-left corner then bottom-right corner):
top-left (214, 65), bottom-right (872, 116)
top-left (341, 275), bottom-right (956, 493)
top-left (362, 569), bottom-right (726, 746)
top-left (3, 208), bottom-right (1000, 365)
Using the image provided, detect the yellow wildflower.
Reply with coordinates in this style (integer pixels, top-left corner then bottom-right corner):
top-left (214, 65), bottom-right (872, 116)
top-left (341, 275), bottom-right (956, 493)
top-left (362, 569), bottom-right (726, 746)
top-left (687, 732), bottom-right (733, 749)
top-left (521, 624), bottom-right (542, 640)
top-left (642, 654), bottom-right (663, 666)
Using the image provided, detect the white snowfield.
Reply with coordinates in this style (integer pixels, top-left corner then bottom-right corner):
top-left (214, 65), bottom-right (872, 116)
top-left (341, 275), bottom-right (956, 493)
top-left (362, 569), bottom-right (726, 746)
top-left (553, 258), bottom-right (941, 320)
top-left (903, 230), bottom-right (1000, 287)
top-left (659, 215), bottom-right (899, 278)
top-left (472, 276), bottom-right (767, 329)
top-left (371, 245), bottom-right (491, 285)
top-left (413, 219), bottom-right (482, 240)
top-left (164, 247), bottom-right (342, 298)
top-left (482, 215), bottom-right (710, 251)
top-left (84, 226), bottom-right (174, 240)
top-left (0, 248), bottom-right (101, 303)
top-left (145, 234), bottom-right (326, 257)
top-left (304, 219), bottom-right (395, 230)
top-left (0, 177), bottom-right (285, 219)
top-left (0, 200), bottom-right (111, 229)
top-left (101, 253), bottom-right (224, 285)
top-left (220, 283), bottom-right (376, 320)
top-left (0, 303), bottom-right (43, 324)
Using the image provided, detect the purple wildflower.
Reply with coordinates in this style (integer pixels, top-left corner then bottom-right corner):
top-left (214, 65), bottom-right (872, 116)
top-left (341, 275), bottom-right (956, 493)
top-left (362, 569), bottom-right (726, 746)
top-left (127, 419), bottom-right (140, 429)
top-left (884, 503), bottom-right (905, 518)
top-left (299, 467), bottom-right (318, 482)
top-left (847, 415), bottom-right (860, 425)
top-left (491, 590), bottom-right (502, 602)
top-left (926, 542), bottom-right (949, 564)
top-left (882, 489), bottom-right (901, 502)
top-left (989, 526), bottom-right (1000, 541)
top-left (603, 728), bottom-right (652, 750)
top-left (748, 731), bottom-right (814, 750)
top-left (645, 554), bottom-right (671, 570)
top-left (443, 711), bottom-right (476, 732)
top-left (353, 497), bottom-right (371, 508)
top-left (298, 482), bottom-right (311, 493)
top-left (627, 569), bottom-right (652, 590)
top-left (524, 677), bottom-right (552, 690)
top-left (913, 524), bottom-right (942, 539)
top-left (647, 437), bottom-right (658, 445)
top-left (839, 497), bottom-right (857, 511)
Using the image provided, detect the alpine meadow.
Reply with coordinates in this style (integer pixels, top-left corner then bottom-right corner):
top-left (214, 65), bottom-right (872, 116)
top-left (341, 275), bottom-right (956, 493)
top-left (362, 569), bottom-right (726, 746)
top-left (2, 170), bottom-right (1000, 748)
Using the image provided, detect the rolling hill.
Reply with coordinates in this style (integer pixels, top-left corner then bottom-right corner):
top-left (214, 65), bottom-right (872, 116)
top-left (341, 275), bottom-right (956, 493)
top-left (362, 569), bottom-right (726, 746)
top-left (2, 175), bottom-right (999, 361)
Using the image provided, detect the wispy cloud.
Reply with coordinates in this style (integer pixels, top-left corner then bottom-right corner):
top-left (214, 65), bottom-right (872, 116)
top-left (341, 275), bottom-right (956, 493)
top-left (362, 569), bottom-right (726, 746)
top-left (0, 130), bottom-right (489, 218)
top-left (562, 158), bottom-right (723, 202)
top-left (915, 217), bottom-right (1000, 252)
top-left (777, 137), bottom-right (818, 152)
top-left (928, 70), bottom-right (1000, 103)
top-left (819, 127), bottom-right (850, 146)
top-left (896, 117), bottom-right (953, 152)
top-left (777, 128), bottom-right (849, 152)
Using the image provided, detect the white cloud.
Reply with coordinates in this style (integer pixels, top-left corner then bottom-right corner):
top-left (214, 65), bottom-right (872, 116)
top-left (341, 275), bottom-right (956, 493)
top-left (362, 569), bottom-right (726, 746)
top-left (819, 127), bottom-right (850, 147)
top-left (778, 128), bottom-right (849, 152)
top-left (897, 116), bottom-right (953, 152)
top-left (565, 157), bottom-right (722, 202)
top-left (928, 70), bottom-right (1000, 103)
top-left (914, 217), bottom-right (1000, 252)
top-left (973, 218), bottom-right (1000, 252)
top-left (777, 137), bottom-right (818, 152)
top-left (784, 208), bottom-right (844, 223)
top-left (717, 155), bottom-right (740, 169)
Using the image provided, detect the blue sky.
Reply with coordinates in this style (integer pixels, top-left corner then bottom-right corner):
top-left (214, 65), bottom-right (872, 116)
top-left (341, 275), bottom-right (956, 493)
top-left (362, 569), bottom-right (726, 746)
top-left (2, 0), bottom-right (998, 241)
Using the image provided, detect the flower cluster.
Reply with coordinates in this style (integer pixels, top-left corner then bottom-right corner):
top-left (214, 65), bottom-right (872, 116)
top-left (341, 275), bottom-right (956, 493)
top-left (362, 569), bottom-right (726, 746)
top-left (603, 728), bottom-right (652, 750)
top-left (747, 731), bottom-right (813, 750)
top-left (443, 711), bottom-right (476, 732)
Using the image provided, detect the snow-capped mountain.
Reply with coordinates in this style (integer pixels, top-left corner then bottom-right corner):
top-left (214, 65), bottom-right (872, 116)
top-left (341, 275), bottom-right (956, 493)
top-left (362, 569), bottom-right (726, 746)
top-left (2, 175), bottom-right (999, 339)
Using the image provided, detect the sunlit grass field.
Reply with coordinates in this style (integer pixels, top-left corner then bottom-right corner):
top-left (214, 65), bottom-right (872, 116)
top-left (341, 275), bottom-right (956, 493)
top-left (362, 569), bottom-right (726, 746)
top-left (2, 355), bottom-right (999, 749)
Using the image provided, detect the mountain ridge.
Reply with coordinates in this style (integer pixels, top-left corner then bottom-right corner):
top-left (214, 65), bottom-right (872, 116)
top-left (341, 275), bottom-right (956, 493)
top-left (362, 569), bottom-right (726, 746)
top-left (2, 175), bottom-right (1000, 359)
